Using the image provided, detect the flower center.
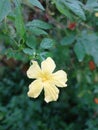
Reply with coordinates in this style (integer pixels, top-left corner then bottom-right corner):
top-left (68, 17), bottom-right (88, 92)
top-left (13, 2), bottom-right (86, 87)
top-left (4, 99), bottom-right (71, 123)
top-left (40, 72), bottom-right (53, 82)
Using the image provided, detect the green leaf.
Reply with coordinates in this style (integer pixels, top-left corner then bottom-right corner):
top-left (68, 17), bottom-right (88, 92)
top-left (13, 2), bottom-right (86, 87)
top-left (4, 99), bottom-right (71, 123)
top-left (23, 48), bottom-right (35, 55)
top-left (22, 0), bottom-right (44, 10)
top-left (6, 48), bottom-right (27, 61)
top-left (54, 0), bottom-right (86, 20)
top-left (26, 36), bottom-right (37, 49)
top-left (40, 38), bottom-right (55, 49)
top-left (94, 85), bottom-right (98, 93)
top-left (74, 31), bottom-right (98, 66)
top-left (27, 20), bottom-right (52, 30)
top-left (63, 0), bottom-right (86, 20)
top-left (0, 0), bottom-right (11, 22)
top-left (74, 41), bottom-right (86, 62)
top-left (14, 0), bottom-right (26, 37)
top-left (54, 0), bottom-right (72, 20)
top-left (81, 31), bottom-right (98, 66)
top-left (85, 0), bottom-right (98, 11)
top-left (61, 34), bottom-right (75, 46)
top-left (39, 52), bottom-right (53, 61)
top-left (89, 42), bottom-right (98, 66)
top-left (27, 27), bottom-right (48, 36)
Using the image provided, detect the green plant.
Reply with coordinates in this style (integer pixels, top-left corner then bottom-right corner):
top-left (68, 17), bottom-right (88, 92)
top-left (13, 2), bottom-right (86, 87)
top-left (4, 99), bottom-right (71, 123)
top-left (0, 0), bottom-right (98, 130)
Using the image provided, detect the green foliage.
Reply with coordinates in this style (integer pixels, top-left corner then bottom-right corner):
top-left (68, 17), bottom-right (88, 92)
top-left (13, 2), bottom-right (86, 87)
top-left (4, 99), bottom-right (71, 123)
top-left (40, 38), bottom-right (55, 49)
top-left (64, 0), bottom-right (86, 20)
top-left (0, 67), bottom-right (98, 130)
top-left (26, 19), bottom-right (52, 29)
top-left (0, 0), bottom-right (98, 129)
top-left (53, 0), bottom-right (72, 19)
top-left (23, 0), bottom-right (45, 10)
top-left (14, 0), bottom-right (26, 37)
top-left (0, 0), bottom-right (11, 22)
top-left (74, 31), bottom-right (98, 65)
top-left (53, 0), bottom-right (86, 20)
top-left (60, 34), bottom-right (75, 46)
top-left (14, 0), bottom-right (25, 37)
top-left (74, 40), bottom-right (85, 62)
top-left (85, 0), bottom-right (98, 11)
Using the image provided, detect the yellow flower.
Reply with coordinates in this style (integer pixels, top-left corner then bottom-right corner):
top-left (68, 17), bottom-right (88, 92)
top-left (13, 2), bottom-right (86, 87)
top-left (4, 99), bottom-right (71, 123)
top-left (95, 12), bottom-right (98, 17)
top-left (27, 57), bottom-right (67, 103)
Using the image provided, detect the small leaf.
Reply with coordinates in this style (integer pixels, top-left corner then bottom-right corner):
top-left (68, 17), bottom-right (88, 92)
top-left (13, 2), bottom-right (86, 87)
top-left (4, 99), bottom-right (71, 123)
top-left (27, 20), bottom-right (52, 30)
top-left (94, 85), bottom-right (98, 93)
top-left (23, 48), bottom-right (35, 55)
top-left (6, 48), bottom-right (27, 61)
top-left (54, 0), bottom-right (72, 20)
top-left (27, 27), bottom-right (48, 36)
top-left (0, 0), bottom-right (11, 22)
top-left (22, 0), bottom-right (44, 10)
top-left (74, 41), bottom-right (85, 62)
top-left (40, 38), bottom-right (55, 49)
top-left (14, 0), bottom-right (26, 37)
top-left (61, 34), bottom-right (75, 46)
top-left (54, 0), bottom-right (86, 20)
top-left (39, 52), bottom-right (53, 61)
top-left (85, 0), bottom-right (98, 11)
top-left (26, 36), bottom-right (37, 49)
top-left (63, 0), bottom-right (86, 20)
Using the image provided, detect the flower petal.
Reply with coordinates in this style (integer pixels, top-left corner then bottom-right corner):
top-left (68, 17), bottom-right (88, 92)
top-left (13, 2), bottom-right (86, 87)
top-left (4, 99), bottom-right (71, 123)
top-left (28, 79), bottom-right (43, 98)
top-left (53, 70), bottom-right (67, 87)
top-left (41, 57), bottom-right (56, 73)
top-left (27, 61), bottom-right (41, 79)
top-left (44, 83), bottom-right (59, 103)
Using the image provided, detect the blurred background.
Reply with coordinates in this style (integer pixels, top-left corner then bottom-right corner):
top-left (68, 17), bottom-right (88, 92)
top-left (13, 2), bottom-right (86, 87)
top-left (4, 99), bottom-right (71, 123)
top-left (0, 0), bottom-right (98, 130)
